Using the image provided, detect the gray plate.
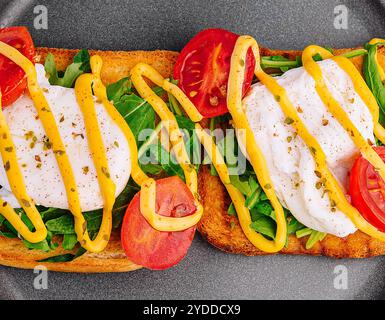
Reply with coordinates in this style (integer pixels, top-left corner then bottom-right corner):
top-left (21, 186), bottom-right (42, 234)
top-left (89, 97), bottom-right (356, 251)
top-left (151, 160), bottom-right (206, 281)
top-left (0, 0), bottom-right (385, 300)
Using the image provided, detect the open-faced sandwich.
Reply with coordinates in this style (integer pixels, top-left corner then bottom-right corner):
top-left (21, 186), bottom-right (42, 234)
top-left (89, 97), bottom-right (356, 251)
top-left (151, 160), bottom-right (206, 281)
top-left (1, 27), bottom-right (385, 273)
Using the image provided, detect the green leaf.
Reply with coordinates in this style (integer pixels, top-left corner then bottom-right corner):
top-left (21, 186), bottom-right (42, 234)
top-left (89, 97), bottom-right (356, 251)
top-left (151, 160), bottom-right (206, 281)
top-left (46, 210), bottom-right (103, 235)
top-left (114, 94), bottom-right (156, 146)
top-left (245, 178), bottom-right (261, 209)
top-left (305, 230), bottom-right (327, 249)
top-left (260, 49), bottom-right (367, 75)
top-left (185, 132), bottom-right (201, 170)
top-left (44, 53), bottom-right (59, 84)
top-left (312, 53), bottom-right (323, 62)
top-left (287, 216), bottom-right (305, 235)
top-left (62, 234), bottom-right (78, 251)
top-left (44, 49), bottom-right (91, 88)
top-left (227, 203), bottom-right (237, 216)
top-left (111, 179), bottom-right (140, 228)
top-left (253, 201), bottom-right (274, 219)
top-left (38, 247), bottom-right (86, 263)
top-left (23, 230), bottom-right (58, 252)
top-left (175, 115), bottom-right (196, 131)
top-left (40, 207), bottom-right (68, 222)
top-left (229, 175), bottom-right (252, 196)
top-left (0, 231), bottom-right (16, 238)
top-left (364, 42), bottom-right (385, 126)
top-left (38, 253), bottom-right (76, 263)
top-left (250, 216), bottom-right (276, 239)
top-left (168, 81), bottom-right (183, 116)
top-left (23, 239), bottom-right (51, 252)
top-left (143, 144), bottom-right (185, 181)
top-left (106, 77), bottom-right (132, 103)
top-left (73, 49), bottom-right (91, 72)
top-left (296, 227), bottom-right (313, 238)
top-left (140, 163), bottom-right (163, 175)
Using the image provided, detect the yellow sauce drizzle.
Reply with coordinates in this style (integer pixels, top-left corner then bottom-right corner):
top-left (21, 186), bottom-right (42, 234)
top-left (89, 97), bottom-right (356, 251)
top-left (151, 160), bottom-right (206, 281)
top-left (194, 123), bottom-right (283, 251)
top-left (0, 90), bottom-right (46, 243)
top-left (140, 178), bottom-right (202, 231)
top-left (130, 63), bottom-right (203, 231)
top-left (227, 36), bottom-right (288, 252)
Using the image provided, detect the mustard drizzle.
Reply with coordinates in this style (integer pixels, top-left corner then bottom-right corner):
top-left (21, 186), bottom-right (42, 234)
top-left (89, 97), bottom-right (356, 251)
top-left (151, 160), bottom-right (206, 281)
top-left (130, 63), bottom-right (204, 231)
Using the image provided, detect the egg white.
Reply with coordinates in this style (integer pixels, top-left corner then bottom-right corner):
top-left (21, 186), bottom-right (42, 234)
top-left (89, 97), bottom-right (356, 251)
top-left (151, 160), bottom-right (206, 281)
top-left (240, 59), bottom-right (374, 237)
top-left (0, 64), bottom-right (132, 212)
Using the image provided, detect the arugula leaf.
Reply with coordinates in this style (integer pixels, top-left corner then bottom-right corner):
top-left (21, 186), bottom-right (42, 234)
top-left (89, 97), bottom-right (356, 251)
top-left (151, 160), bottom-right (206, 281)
top-left (287, 217), bottom-right (305, 235)
top-left (261, 55), bottom-right (301, 72)
top-left (44, 49), bottom-right (91, 88)
top-left (305, 230), bottom-right (327, 249)
top-left (23, 231), bottom-right (58, 252)
top-left (38, 247), bottom-right (86, 263)
top-left (114, 94), bottom-right (156, 146)
top-left (111, 180), bottom-right (140, 228)
top-left (62, 234), bottom-right (78, 251)
top-left (107, 77), bottom-right (132, 103)
top-left (175, 115), bottom-right (196, 131)
top-left (261, 49), bottom-right (367, 75)
top-left (296, 227), bottom-right (326, 249)
top-left (250, 216), bottom-right (276, 239)
top-left (252, 201), bottom-right (275, 220)
top-left (185, 132), bottom-right (201, 170)
top-left (40, 207), bottom-right (68, 222)
top-left (38, 253), bottom-right (75, 263)
top-left (227, 203), bottom-right (237, 216)
top-left (364, 42), bottom-right (385, 126)
top-left (229, 175), bottom-right (252, 196)
top-left (45, 179), bottom-right (138, 235)
top-left (46, 210), bottom-right (103, 235)
top-left (167, 78), bottom-right (183, 116)
top-left (142, 144), bottom-right (185, 181)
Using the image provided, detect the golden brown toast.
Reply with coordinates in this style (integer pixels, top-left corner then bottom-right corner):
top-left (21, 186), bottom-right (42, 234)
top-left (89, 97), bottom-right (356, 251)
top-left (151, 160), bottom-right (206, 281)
top-left (198, 46), bottom-right (385, 259)
top-left (1, 44), bottom-right (385, 273)
top-left (0, 47), bottom-right (178, 272)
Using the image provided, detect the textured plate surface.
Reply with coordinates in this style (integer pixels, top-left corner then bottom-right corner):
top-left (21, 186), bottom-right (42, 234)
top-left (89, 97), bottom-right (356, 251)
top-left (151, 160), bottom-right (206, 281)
top-left (1, 0), bottom-right (385, 300)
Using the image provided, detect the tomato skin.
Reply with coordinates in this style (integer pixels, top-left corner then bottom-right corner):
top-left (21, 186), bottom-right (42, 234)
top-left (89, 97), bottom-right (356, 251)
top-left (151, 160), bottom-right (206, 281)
top-left (0, 27), bottom-right (36, 107)
top-left (173, 28), bottom-right (255, 118)
top-left (349, 146), bottom-right (385, 232)
top-left (121, 176), bottom-right (197, 270)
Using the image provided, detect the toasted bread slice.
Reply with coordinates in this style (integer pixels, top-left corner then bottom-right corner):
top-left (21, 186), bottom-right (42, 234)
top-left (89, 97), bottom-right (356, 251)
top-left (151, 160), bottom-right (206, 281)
top-left (0, 47), bottom-right (178, 272)
top-left (198, 46), bottom-right (385, 259)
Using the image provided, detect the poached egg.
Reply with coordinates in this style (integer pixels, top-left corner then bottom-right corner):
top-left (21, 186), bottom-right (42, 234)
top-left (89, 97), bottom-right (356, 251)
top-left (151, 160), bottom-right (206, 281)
top-left (241, 59), bottom-right (374, 237)
top-left (0, 64), bottom-right (132, 212)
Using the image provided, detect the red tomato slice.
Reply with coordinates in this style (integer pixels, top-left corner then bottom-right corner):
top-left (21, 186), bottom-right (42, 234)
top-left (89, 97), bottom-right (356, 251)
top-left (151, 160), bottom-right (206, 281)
top-left (121, 176), bottom-right (197, 270)
top-left (0, 27), bottom-right (36, 107)
top-left (173, 28), bottom-right (255, 118)
top-left (349, 146), bottom-right (385, 231)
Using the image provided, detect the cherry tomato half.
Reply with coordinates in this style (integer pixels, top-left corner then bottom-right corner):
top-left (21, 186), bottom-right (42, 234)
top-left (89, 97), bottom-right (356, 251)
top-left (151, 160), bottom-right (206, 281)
top-left (349, 146), bottom-right (385, 232)
top-left (0, 26), bottom-right (36, 107)
top-left (173, 28), bottom-right (255, 118)
top-left (121, 176), bottom-right (197, 270)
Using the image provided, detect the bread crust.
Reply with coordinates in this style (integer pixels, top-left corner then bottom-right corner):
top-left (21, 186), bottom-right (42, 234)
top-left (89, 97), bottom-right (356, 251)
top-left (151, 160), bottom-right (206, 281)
top-left (1, 44), bottom-right (385, 273)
